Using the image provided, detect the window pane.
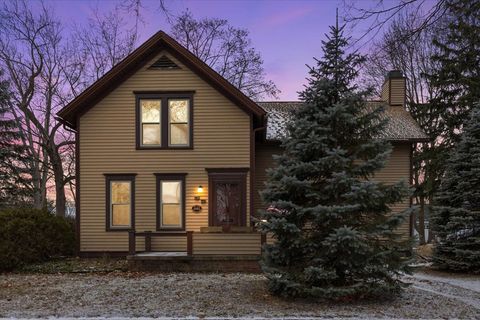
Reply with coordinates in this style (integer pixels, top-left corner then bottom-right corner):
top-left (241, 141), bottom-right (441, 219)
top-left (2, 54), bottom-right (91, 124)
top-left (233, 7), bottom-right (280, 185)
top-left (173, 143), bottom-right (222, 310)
top-left (142, 124), bottom-right (161, 145)
top-left (162, 181), bottom-right (181, 203)
top-left (141, 100), bottom-right (161, 122)
top-left (169, 99), bottom-right (188, 122)
top-left (112, 204), bottom-right (130, 226)
top-left (170, 123), bottom-right (188, 145)
top-left (162, 204), bottom-right (181, 226)
top-left (111, 182), bottom-right (130, 204)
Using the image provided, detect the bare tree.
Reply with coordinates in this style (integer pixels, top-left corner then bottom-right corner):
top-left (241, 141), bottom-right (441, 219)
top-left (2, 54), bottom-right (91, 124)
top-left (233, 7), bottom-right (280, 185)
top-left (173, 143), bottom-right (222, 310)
top-left (171, 10), bottom-right (279, 100)
top-left (71, 5), bottom-right (139, 90)
top-left (0, 0), bottom-right (140, 216)
top-left (0, 0), bottom-right (51, 210)
top-left (361, 10), bottom-right (450, 244)
top-left (0, 0), bottom-right (77, 216)
top-left (342, 0), bottom-right (448, 48)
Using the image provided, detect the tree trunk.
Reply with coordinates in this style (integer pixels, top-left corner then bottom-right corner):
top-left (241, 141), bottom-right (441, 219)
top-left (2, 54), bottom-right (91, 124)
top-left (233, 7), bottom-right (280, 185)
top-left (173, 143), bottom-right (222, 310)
top-left (49, 144), bottom-right (66, 217)
top-left (31, 163), bottom-right (43, 209)
top-left (418, 196), bottom-right (426, 245)
top-left (427, 193), bottom-right (434, 243)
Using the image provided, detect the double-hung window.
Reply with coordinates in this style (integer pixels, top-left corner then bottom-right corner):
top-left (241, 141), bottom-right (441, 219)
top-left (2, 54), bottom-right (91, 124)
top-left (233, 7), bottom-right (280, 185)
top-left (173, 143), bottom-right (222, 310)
top-left (141, 100), bottom-right (161, 146)
top-left (136, 93), bottom-right (193, 149)
top-left (168, 99), bottom-right (190, 146)
top-left (105, 174), bottom-right (135, 231)
top-left (155, 173), bottom-right (186, 231)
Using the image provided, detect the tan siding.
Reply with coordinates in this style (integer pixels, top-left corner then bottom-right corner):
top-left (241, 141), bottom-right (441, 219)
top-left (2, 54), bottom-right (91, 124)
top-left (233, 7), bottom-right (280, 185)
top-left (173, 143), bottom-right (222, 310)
top-left (389, 78), bottom-right (406, 106)
top-left (253, 143), bottom-right (412, 238)
top-left (374, 143), bottom-right (411, 237)
top-left (193, 233), bottom-right (261, 255)
top-left (79, 51), bottom-right (251, 252)
top-left (381, 78), bottom-right (406, 106)
top-left (254, 144), bottom-right (282, 215)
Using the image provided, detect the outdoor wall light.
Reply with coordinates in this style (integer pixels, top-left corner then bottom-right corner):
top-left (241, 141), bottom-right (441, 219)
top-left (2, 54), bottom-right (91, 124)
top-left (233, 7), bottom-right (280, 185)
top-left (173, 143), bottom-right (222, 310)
top-left (197, 185), bottom-right (204, 193)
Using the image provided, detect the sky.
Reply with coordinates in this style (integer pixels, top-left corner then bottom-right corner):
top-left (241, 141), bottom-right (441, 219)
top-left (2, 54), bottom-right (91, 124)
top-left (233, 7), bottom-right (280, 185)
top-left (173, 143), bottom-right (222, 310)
top-left (50, 0), bottom-right (387, 101)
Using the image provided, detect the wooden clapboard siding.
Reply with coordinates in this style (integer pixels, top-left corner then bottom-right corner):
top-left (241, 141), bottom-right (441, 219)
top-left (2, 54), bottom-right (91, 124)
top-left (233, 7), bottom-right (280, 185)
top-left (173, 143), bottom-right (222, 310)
top-left (254, 142), bottom-right (412, 238)
top-left (192, 233), bottom-right (261, 255)
top-left (79, 51), bottom-right (251, 252)
top-left (374, 142), bottom-right (412, 236)
top-left (382, 78), bottom-right (406, 106)
top-left (253, 144), bottom-right (282, 215)
top-left (389, 78), bottom-right (406, 106)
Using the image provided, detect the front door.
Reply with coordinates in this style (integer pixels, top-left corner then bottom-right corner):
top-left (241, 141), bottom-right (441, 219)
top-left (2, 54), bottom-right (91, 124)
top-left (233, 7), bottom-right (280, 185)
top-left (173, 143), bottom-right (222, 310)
top-left (208, 170), bottom-right (247, 229)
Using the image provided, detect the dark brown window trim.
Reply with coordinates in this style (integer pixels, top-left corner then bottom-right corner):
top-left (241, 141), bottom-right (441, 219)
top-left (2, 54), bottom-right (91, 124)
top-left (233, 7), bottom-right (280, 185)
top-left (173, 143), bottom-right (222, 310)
top-left (104, 174), bottom-right (136, 232)
top-left (75, 117), bottom-right (80, 255)
top-left (154, 173), bottom-right (187, 231)
top-left (135, 92), bottom-right (194, 150)
top-left (133, 91), bottom-right (195, 95)
top-left (205, 167), bottom-right (249, 173)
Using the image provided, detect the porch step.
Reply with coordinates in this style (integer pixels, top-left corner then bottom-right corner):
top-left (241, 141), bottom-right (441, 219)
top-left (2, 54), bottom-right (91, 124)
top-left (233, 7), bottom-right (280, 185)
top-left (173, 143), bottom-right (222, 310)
top-left (127, 251), bottom-right (191, 261)
top-left (126, 253), bottom-right (261, 272)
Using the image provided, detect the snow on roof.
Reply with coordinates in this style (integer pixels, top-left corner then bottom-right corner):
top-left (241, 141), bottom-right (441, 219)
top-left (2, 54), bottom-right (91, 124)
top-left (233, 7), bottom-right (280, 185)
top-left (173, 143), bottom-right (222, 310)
top-left (257, 101), bottom-right (429, 142)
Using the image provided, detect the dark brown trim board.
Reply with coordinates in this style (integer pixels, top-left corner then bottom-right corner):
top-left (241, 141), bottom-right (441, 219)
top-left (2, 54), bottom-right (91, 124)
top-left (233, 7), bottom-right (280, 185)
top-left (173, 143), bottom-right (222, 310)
top-left (75, 117), bottom-right (80, 255)
top-left (250, 114), bottom-right (254, 224)
top-left (57, 31), bottom-right (265, 129)
top-left (409, 142), bottom-right (414, 238)
top-left (135, 92), bottom-right (194, 150)
top-left (154, 173), bottom-right (187, 231)
top-left (205, 167), bottom-right (250, 173)
top-left (206, 168), bottom-right (248, 227)
top-left (104, 174), bottom-right (137, 232)
top-left (251, 118), bottom-right (266, 221)
top-left (388, 78), bottom-right (392, 106)
top-left (79, 251), bottom-right (130, 258)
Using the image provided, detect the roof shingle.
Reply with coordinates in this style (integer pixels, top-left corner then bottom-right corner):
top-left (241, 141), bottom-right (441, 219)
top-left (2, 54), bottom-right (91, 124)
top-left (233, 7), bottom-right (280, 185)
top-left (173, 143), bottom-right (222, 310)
top-left (257, 101), bottom-right (428, 142)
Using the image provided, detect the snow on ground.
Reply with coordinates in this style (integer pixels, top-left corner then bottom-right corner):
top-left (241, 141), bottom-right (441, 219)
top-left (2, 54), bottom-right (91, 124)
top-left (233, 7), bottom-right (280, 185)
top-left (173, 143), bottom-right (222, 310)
top-left (410, 270), bottom-right (480, 293)
top-left (0, 271), bottom-right (479, 319)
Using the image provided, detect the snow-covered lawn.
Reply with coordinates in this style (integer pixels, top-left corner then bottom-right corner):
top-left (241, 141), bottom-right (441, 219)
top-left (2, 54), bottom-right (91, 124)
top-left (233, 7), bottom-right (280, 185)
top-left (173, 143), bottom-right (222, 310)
top-left (0, 270), bottom-right (479, 319)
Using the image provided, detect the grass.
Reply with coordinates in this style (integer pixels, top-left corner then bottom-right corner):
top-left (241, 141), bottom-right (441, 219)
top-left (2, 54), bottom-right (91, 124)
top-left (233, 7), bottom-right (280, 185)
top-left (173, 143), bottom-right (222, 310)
top-left (17, 256), bottom-right (128, 274)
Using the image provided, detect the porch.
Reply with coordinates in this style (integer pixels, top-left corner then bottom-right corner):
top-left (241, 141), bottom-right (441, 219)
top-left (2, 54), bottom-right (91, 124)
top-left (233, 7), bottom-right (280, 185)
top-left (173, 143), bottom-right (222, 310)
top-left (126, 229), bottom-right (267, 272)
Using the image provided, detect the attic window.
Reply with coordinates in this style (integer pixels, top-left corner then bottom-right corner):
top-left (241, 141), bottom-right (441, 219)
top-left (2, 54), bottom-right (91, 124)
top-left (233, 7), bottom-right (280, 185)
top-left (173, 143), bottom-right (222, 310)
top-left (149, 55), bottom-right (180, 69)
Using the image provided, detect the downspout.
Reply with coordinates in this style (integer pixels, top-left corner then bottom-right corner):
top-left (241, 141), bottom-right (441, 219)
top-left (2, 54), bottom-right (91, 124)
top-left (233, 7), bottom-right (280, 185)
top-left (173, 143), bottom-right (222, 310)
top-left (250, 113), bottom-right (266, 226)
top-left (55, 115), bottom-right (80, 255)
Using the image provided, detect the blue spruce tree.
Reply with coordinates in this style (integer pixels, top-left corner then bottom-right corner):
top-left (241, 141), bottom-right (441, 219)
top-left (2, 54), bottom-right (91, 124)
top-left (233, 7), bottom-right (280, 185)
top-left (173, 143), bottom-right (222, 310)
top-left (431, 106), bottom-right (480, 273)
top-left (260, 20), bottom-right (411, 299)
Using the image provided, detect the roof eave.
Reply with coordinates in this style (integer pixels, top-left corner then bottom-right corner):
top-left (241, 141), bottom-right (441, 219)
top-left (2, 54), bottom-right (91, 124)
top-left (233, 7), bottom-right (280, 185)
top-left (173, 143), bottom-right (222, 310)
top-left (57, 31), bottom-right (266, 129)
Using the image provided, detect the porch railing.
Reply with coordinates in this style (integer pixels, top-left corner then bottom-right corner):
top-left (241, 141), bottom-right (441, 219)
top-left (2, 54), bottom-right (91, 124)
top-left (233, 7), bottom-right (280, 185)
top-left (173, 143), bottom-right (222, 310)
top-left (128, 230), bottom-right (267, 256)
top-left (128, 231), bottom-right (193, 256)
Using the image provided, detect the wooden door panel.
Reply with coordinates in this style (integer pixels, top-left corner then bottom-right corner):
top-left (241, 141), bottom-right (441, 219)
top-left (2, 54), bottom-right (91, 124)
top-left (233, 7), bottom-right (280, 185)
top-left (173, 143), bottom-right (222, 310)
top-left (208, 171), bottom-right (247, 228)
top-left (213, 182), bottom-right (241, 226)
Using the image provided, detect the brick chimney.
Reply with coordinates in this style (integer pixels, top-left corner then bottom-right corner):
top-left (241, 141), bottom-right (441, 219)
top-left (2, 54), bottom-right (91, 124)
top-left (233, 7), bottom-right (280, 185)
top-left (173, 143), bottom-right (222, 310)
top-left (381, 70), bottom-right (406, 107)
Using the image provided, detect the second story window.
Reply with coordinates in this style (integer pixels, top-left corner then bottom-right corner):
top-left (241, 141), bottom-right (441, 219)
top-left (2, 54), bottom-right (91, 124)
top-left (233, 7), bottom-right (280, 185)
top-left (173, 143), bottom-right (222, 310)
top-left (141, 100), bottom-right (161, 145)
top-left (136, 92), bottom-right (193, 149)
top-left (168, 99), bottom-right (189, 146)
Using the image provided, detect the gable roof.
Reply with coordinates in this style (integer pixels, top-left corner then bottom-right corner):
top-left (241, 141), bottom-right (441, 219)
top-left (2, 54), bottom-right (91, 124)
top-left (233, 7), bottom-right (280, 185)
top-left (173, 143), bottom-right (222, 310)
top-left (57, 31), bottom-right (266, 129)
top-left (258, 101), bottom-right (429, 142)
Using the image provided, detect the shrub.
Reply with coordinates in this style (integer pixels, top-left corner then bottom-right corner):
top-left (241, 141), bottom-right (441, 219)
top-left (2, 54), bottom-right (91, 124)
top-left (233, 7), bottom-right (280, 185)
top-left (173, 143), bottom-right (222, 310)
top-left (0, 207), bottom-right (75, 271)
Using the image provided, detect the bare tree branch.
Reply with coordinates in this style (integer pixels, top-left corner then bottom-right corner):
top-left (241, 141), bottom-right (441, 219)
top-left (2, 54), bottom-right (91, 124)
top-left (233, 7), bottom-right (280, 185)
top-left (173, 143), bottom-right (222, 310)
top-left (171, 10), bottom-right (280, 101)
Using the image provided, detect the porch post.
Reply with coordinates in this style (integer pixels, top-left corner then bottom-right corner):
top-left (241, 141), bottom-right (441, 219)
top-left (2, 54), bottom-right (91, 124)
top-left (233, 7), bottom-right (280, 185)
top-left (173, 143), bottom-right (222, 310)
top-left (145, 231), bottom-right (152, 252)
top-left (128, 230), bottom-right (136, 255)
top-left (187, 231), bottom-right (193, 256)
top-left (260, 233), bottom-right (267, 252)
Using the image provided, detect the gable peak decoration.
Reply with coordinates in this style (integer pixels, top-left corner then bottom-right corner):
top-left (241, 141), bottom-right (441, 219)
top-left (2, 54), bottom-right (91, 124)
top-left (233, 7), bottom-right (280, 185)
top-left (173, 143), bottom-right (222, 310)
top-left (149, 55), bottom-right (180, 69)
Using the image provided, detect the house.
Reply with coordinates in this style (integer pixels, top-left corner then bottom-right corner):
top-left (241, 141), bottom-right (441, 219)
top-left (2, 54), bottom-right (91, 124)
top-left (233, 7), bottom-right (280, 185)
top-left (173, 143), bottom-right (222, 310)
top-left (57, 31), bottom-right (427, 271)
